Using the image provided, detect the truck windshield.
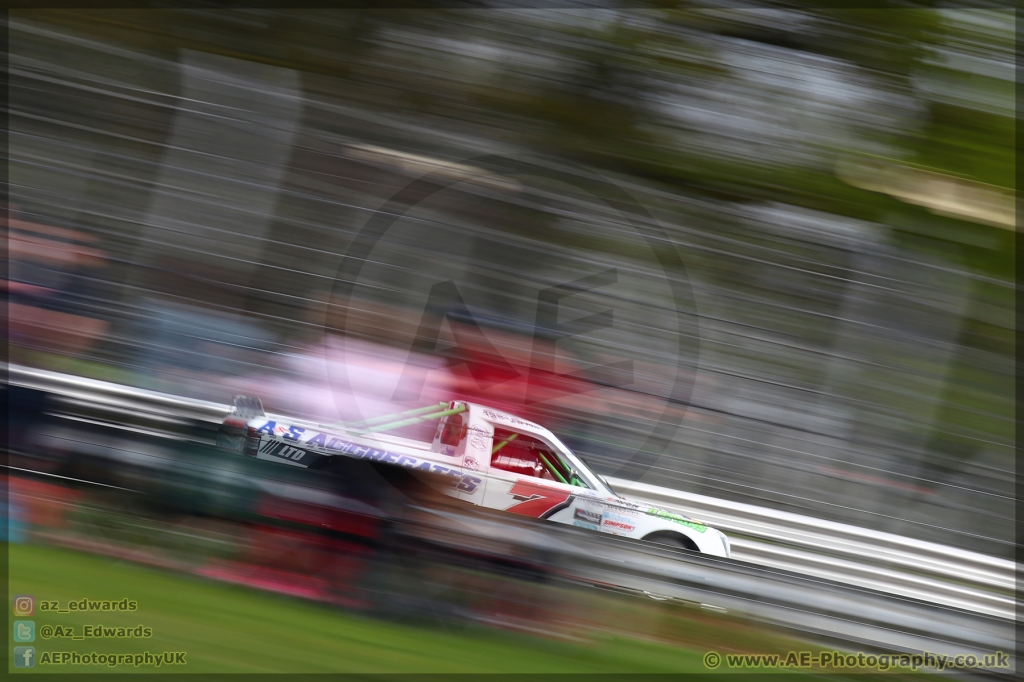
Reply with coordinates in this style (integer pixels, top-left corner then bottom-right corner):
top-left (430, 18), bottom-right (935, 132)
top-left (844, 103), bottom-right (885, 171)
top-left (491, 428), bottom-right (590, 488)
top-left (569, 451), bottom-right (617, 496)
top-left (544, 432), bottom-right (616, 496)
top-left (594, 471), bottom-right (617, 497)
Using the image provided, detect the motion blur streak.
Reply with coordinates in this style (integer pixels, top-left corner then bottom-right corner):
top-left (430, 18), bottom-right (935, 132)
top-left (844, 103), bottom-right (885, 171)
top-left (6, 5), bottom-right (1013, 569)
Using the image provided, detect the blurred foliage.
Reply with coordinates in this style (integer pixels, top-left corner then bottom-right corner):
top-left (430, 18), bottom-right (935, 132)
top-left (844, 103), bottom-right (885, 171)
top-left (18, 4), bottom-right (1011, 360)
top-left (11, 4), bottom-right (1012, 537)
top-left (12, 541), bottom-right (929, 675)
top-left (26, 4), bottom-right (1010, 261)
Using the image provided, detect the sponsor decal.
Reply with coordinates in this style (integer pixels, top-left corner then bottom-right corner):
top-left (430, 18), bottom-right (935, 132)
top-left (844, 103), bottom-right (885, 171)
top-left (601, 509), bottom-right (637, 533)
top-left (456, 475), bottom-right (482, 494)
top-left (606, 505), bottom-right (639, 517)
top-left (603, 511), bottom-right (637, 525)
top-left (482, 410), bottom-right (538, 430)
top-left (574, 508), bottom-right (602, 525)
top-left (601, 519), bottom-right (635, 533)
top-left (305, 432), bottom-right (328, 448)
top-left (505, 480), bottom-right (573, 519)
top-left (646, 507), bottom-right (708, 533)
top-left (258, 424), bottom-right (481, 494)
top-left (469, 434), bottom-right (489, 451)
top-left (252, 420), bottom-right (289, 437)
top-left (258, 440), bottom-right (308, 463)
top-left (254, 420), bottom-right (277, 435)
top-left (463, 456), bottom-right (479, 471)
top-left (573, 520), bottom-right (600, 531)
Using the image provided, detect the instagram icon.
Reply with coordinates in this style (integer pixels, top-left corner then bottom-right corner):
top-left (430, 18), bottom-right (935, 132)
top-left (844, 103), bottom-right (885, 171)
top-left (13, 595), bottom-right (34, 616)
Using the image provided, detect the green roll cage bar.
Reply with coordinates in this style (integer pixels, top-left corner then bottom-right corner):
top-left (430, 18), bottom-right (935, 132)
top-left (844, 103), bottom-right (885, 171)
top-left (336, 402), bottom-right (466, 435)
top-left (334, 402), bottom-right (585, 487)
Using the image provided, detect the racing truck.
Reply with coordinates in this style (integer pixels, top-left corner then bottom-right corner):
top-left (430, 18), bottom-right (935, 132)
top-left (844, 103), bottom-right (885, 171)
top-left (218, 398), bottom-right (731, 558)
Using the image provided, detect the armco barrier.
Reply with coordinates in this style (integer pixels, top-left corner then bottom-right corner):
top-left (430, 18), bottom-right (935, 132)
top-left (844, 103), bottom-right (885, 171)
top-left (607, 478), bottom-right (1016, 620)
top-left (8, 364), bottom-right (1017, 622)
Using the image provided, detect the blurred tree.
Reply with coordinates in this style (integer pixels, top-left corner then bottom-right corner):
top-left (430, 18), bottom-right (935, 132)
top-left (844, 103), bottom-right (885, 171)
top-left (13, 4), bottom-right (1012, 512)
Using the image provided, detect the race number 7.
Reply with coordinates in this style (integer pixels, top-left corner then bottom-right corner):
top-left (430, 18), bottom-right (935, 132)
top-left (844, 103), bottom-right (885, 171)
top-left (505, 480), bottom-right (573, 519)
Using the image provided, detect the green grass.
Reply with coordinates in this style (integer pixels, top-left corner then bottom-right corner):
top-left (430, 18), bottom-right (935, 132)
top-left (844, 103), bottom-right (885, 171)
top-left (9, 543), bottom-right (714, 673)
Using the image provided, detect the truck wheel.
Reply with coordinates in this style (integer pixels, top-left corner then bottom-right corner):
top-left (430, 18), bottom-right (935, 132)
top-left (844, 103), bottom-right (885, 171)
top-left (640, 533), bottom-right (698, 601)
top-left (643, 532), bottom-right (699, 553)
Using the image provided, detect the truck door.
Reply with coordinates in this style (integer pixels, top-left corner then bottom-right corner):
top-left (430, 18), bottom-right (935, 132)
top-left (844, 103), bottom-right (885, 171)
top-left (482, 427), bottom-right (600, 525)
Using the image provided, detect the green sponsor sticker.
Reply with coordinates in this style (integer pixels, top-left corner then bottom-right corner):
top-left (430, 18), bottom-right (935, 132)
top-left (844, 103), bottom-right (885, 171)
top-left (646, 508), bottom-right (708, 533)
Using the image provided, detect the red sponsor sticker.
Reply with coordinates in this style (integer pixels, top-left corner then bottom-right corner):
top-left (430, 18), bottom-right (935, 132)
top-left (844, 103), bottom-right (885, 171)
top-left (603, 520), bottom-right (635, 531)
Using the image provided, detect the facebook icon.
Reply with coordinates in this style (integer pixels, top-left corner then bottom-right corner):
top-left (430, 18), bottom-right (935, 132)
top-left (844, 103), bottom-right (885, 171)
top-left (13, 646), bottom-right (35, 668)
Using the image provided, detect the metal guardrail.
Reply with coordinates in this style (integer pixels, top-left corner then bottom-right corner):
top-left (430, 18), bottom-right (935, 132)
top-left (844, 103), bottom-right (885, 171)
top-left (9, 365), bottom-right (233, 425)
top-left (8, 364), bottom-right (1017, 624)
top-left (415, 506), bottom-right (1014, 664)
top-left (607, 479), bottom-right (1016, 621)
top-left (9, 406), bottom-right (1016, 665)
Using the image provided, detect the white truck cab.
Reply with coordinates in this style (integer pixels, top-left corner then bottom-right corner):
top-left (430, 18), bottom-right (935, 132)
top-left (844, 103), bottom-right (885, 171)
top-left (224, 399), bottom-right (730, 558)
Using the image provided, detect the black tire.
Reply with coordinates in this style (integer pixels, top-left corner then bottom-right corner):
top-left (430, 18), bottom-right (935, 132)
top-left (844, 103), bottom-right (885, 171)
top-left (644, 532), bottom-right (699, 553)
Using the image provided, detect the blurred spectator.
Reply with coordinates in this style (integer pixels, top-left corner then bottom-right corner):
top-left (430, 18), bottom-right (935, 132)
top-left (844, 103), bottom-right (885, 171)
top-left (6, 207), bottom-right (110, 357)
top-left (131, 297), bottom-right (276, 399)
top-left (224, 298), bottom-right (456, 435)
